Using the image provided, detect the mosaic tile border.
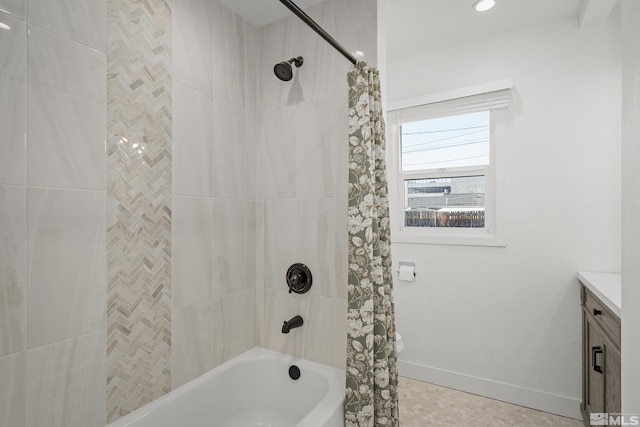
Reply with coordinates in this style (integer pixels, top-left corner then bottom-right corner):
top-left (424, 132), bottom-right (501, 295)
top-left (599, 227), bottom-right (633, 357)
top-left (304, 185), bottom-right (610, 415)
top-left (106, 0), bottom-right (172, 422)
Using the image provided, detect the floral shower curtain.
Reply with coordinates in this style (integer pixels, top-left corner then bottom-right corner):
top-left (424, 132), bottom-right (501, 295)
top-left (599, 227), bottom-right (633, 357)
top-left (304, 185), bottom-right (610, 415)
top-left (345, 62), bottom-right (399, 427)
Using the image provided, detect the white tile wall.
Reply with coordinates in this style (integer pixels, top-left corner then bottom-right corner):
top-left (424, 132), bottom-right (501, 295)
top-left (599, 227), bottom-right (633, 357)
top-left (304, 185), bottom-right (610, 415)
top-left (257, 13), bottom-right (313, 111)
top-left (257, 0), bottom-right (376, 112)
top-left (212, 99), bottom-right (246, 198)
top-left (173, 0), bottom-right (213, 93)
top-left (0, 12), bottom-right (26, 186)
top-left (27, 26), bottom-right (106, 190)
top-left (244, 109), bottom-right (257, 200)
top-left (220, 288), bottom-right (256, 361)
top-left (255, 287), bottom-right (265, 347)
top-left (27, 188), bottom-right (106, 348)
top-left (172, 81), bottom-right (214, 197)
top-left (0, 186), bottom-right (26, 357)
top-left (172, 289), bottom-right (256, 389)
top-left (171, 300), bottom-right (215, 388)
top-left (256, 0), bottom-right (376, 370)
top-left (0, 351), bottom-right (25, 427)
top-left (0, 0), bottom-right (376, 423)
top-left (27, 0), bottom-right (106, 52)
top-left (0, 1), bottom-right (110, 424)
top-left (0, 0), bottom-right (25, 19)
top-left (263, 289), bottom-right (334, 366)
top-left (25, 330), bottom-right (106, 427)
top-left (244, 23), bottom-right (259, 113)
top-left (172, 195), bottom-right (214, 308)
top-left (260, 96), bottom-right (347, 200)
top-left (263, 198), bottom-right (347, 299)
top-left (255, 200), bottom-right (265, 348)
top-left (212, 0), bottom-right (245, 107)
top-left (170, 0), bottom-right (257, 397)
top-left (213, 199), bottom-right (251, 296)
top-left (213, 99), bottom-right (250, 199)
top-left (313, 0), bottom-right (377, 94)
top-left (244, 200), bottom-right (257, 289)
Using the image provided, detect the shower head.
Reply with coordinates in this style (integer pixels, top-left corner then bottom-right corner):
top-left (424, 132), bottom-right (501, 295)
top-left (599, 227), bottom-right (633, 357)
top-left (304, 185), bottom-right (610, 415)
top-left (274, 56), bottom-right (304, 81)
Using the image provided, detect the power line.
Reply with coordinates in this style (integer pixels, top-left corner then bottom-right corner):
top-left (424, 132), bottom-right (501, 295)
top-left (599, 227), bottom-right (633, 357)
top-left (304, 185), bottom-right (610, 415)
top-left (402, 129), bottom-right (488, 149)
top-left (402, 138), bottom-right (489, 153)
top-left (402, 124), bottom-right (489, 135)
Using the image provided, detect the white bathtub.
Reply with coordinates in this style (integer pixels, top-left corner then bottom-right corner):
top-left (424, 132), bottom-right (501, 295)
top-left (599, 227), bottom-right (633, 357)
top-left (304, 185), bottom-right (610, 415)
top-left (107, 347), bottom-right (345, 427)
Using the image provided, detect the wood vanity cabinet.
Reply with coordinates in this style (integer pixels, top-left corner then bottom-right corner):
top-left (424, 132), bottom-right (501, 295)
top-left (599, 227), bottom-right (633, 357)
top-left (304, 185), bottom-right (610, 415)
top-left (581, 285), bottom-right (621, 423)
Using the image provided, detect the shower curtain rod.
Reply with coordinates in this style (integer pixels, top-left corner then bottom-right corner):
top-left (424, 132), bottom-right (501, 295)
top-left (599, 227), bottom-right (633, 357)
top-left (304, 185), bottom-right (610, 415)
top-left (278, 0), bottom-right (358, 66)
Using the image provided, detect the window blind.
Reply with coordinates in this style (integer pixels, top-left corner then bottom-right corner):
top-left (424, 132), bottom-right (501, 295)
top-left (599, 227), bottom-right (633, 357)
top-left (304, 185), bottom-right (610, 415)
top-left (388, 88), bottom-right (512, 124)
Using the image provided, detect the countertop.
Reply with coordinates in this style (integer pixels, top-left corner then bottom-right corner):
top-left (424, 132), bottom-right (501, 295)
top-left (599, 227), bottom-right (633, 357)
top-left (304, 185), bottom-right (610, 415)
top-left (577, 271), bottom-right (621, 319)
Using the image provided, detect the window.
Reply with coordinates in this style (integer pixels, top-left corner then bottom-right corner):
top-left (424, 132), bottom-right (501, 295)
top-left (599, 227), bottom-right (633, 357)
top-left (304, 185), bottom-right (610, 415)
top-left (402, 111), bottom-right (488, 229)
top-left (387, 85), bottom-right (511, 246)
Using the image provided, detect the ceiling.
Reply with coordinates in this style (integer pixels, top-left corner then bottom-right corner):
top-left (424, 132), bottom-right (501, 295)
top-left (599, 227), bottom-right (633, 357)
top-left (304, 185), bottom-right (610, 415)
top-left (222, 0), bottom-right (614, 63)
top-left (219, 0), bottom-right (326, 27)
top-left (384, 0), bottom-right (583, 62)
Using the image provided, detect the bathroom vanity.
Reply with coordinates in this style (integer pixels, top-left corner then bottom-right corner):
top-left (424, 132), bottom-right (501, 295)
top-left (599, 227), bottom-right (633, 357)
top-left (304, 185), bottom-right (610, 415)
top-left (578, 271), bottom-right (621, 424)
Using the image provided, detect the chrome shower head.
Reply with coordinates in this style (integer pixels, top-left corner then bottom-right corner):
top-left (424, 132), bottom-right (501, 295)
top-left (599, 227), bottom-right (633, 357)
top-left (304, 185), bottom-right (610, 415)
top-left (274, 56), bottom-right (304, 81)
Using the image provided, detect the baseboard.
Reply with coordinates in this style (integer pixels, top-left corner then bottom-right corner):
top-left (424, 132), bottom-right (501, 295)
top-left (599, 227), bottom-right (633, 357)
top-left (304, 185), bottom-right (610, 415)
top-left (398, 360), bottom-right (582, 420)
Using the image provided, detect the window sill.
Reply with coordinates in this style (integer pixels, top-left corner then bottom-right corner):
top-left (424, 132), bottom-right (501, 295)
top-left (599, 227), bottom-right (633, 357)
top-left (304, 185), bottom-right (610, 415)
top-left (391, 230), bottom-right (506, 247)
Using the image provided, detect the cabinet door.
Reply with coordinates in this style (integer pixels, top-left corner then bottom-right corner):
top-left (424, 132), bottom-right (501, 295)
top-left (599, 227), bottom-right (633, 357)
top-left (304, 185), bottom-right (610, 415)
top-left (605, 344), bottom-right (621, 413)
top-left (586, 318), bottom-right (605, 414)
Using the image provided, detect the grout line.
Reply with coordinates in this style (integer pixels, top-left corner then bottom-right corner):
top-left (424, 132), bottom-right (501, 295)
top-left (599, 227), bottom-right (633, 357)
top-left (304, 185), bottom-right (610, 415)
top-left (23, 327), bottom-right (107, 354)
top-left (23, 9), bottom-right (29, 413)
top-left (27, 21), bottom-right (105, 55)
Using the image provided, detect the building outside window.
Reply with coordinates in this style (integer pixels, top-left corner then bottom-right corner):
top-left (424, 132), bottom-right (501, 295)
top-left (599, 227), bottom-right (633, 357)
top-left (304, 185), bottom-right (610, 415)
top-left (402, 110), bottom-right (488, 229)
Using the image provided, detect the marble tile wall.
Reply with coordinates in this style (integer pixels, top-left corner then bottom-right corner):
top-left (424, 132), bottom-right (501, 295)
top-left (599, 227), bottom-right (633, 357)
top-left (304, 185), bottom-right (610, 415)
top-left (0, 0), bottom-right (375, 425)
top-left (105, 0), bottom-right (172, 422)
top-left (170, 0), bottom-right (257, 390)
top-left (256, 0), bottom-right (377, 370)
top-left (0, 185), bottom-right (26, 427)
top-left (0, 351), bottom-right (25, 427)
top-left (0, 0), bottom-right (25, 19)
top-left (0, 186), bottom-right (25, 358)
top-left (28, 0), bottom-right (106, 52)
top-left (0, 11), bottom-right (25, 186)
top-left (0, 0), bottom-right (107, 425)
top-left (26, 330), bottom-right (106, 427)
top-left (27, 189), bottom-right (106, 349)
top-left (27, 25), bottom-right (106, 190)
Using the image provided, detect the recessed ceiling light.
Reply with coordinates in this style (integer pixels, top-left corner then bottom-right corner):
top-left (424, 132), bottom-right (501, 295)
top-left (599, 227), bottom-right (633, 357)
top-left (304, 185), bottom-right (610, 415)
top-left (472, 0), bottom-right (495, 12)
top-left (0, 22), bottom-right (11, 31)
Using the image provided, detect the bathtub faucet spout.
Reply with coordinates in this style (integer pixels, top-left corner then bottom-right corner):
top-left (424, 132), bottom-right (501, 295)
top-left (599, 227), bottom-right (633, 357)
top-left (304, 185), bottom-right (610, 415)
top-left (282, 315), bottom-right (303, 333)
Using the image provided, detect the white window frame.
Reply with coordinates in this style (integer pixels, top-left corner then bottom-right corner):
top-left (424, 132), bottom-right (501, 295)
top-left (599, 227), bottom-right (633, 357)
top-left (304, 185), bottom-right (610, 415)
top-left (386, 82), bottom-right (511, 247)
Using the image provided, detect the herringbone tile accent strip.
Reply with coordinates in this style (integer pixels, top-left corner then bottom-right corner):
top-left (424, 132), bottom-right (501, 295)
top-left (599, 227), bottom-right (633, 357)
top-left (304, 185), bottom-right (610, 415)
top-left (106, 0), bottom-right (172, 422)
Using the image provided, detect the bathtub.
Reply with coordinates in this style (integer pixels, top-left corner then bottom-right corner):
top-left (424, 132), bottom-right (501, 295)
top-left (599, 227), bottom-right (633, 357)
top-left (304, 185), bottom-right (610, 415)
top-left (107, 347), bottom-right (345, 427)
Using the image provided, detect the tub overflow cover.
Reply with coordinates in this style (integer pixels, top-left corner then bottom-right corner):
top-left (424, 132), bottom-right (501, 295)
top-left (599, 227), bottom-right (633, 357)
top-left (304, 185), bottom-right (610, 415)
top-left (289, 365), bottom-right (301, 380)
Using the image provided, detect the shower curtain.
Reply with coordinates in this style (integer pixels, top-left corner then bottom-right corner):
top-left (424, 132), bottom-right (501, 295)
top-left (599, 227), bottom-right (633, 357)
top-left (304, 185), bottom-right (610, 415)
top-left (345, 62), bottom-right (399, 427)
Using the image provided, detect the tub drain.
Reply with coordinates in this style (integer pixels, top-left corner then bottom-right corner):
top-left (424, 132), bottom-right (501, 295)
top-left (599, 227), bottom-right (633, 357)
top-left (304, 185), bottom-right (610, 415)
top-left (289, 365), bottom-right (301, 380)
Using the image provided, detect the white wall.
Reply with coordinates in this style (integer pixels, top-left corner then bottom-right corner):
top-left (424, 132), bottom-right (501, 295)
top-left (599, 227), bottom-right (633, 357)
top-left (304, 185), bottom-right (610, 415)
top-left (0, 0), bottom-right (259, 424)
top-left (255, 0), bottom-right (377, 369)
top-left (0, 1), bottom-right (107, 425)
top-left (621, 0), bottom-right (640, 414)
top-left (387, 16), bottom-right (621, 418)
top-left (171, 0), bottom-right (257, 389)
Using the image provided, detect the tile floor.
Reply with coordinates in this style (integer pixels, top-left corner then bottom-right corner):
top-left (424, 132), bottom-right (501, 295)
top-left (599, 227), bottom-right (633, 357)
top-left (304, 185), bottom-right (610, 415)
top-left (398, 376), bottom-right (583, 426)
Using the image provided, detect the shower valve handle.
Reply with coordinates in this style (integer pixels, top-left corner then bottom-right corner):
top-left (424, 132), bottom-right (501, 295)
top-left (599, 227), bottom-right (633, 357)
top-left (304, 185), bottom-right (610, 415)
top-left (290, 274), bottom-right (301, 285)
top-left (287, 273), bottom-right (303, 293)
top-left (286, 263), bottom-right (312, 294)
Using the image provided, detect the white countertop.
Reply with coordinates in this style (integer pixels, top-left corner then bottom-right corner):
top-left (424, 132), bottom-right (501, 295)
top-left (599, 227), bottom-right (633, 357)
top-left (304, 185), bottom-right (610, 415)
top-left (577, 271), bottom-right (621, 319)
